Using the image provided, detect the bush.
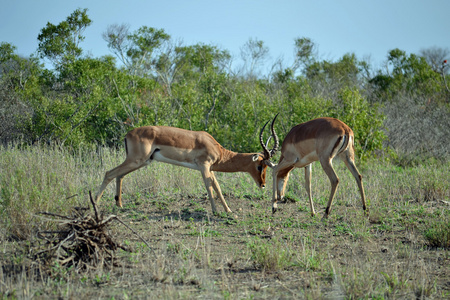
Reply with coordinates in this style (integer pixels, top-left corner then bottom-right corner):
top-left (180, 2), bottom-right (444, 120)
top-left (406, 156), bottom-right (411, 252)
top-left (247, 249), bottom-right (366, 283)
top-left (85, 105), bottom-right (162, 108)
top-left (382, 94), bottom-right (450, 165)
top-left (332, 88), bottom-right (386, 160)
top-left (247, 238), bottom-right (294, 271)
top-left (423, 219), bottom-right (450, 248)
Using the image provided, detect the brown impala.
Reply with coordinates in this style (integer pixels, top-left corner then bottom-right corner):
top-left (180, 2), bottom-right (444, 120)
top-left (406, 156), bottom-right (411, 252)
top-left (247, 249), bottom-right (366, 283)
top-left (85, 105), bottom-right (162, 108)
top-left (94, 116), bottom-right (279, 213)
top-left (264, 117), bottom-right (367, 219)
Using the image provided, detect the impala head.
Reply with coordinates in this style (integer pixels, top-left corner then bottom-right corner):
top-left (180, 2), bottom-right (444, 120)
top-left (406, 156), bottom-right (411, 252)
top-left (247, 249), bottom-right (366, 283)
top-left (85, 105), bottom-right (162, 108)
top-left (249, 154), bottom-right (270, 188)
top-left (250, 114), bottom-right (279, 188)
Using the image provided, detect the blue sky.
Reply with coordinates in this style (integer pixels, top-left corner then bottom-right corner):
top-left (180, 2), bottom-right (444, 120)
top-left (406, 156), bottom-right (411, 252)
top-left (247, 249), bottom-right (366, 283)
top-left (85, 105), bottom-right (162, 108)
top-left (1, 0), bottom-right (449, 71)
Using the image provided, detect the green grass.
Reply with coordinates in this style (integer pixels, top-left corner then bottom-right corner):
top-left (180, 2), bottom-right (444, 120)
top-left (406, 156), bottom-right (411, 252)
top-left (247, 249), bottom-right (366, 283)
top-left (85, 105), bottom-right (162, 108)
top-left (0, 144), bottom-right (449, 299)
top-left (247, 237), bottom-right (296, 272)
top-left (424, 219), bottom-right (450, 248)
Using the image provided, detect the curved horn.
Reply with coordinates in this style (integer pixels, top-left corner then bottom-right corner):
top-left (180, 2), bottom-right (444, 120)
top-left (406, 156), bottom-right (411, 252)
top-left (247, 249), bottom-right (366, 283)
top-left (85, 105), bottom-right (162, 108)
top-left (259, 113), bottom-right (280, 159)
top-left (265, 136), bottom-right (272, 148)
top-left (269, 113), bottom-right (279, 157)
top-left (259, 120), bottom-right (271, 159)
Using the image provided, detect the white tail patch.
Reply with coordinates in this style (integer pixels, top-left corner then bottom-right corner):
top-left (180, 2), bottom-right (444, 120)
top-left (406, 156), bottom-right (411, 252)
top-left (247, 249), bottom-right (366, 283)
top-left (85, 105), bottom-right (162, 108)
top-left (330, 135), bottom-right (347, 158)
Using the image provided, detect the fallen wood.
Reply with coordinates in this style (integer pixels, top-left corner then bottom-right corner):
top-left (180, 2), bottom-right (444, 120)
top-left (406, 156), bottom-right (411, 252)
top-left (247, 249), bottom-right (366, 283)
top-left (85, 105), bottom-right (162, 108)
top-left (34, 191), bottom-right (151, 271)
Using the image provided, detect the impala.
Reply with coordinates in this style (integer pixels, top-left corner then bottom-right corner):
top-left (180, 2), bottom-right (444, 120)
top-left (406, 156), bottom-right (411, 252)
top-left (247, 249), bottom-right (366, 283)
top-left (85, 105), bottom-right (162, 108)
top-left (265, 117), bottom-right (367, 219)
top-left (94, 116), bottom-right (279, 213)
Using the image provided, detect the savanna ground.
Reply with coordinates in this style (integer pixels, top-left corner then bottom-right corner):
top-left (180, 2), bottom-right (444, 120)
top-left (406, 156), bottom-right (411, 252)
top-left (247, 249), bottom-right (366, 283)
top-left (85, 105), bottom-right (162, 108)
top-left (0, 145), bottom-right (449, 299)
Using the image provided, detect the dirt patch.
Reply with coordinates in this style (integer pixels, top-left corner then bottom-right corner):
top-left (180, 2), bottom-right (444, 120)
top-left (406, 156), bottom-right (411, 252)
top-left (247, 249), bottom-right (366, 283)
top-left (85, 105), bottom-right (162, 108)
top-left (1, 194), bottom-right (449, 299)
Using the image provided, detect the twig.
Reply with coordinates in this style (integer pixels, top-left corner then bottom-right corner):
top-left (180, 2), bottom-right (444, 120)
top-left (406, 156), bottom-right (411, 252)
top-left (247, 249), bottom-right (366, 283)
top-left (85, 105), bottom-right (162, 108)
top-left (34, 191), bottom-right (151, 272)
top-left (58, 254), bottom-right (76, 266)
top-left (38, 230), bottom-right (71, 235)
top-left (35, 232), bottom-right (75, 257)
top-left (89, 190), bottom-right (100, 222)
top-left (66, 194), bottom-right (78, 200)
top-left (113, 216), bottom-right (152, 249)
top-left (97, 215), bottom-right (118, 227)
top-left (38, 212), bottom-right (74, 220)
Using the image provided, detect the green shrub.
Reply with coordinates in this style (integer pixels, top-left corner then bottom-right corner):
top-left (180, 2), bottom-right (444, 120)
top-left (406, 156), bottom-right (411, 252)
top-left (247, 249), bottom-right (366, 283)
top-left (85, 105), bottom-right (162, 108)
top-left (332, 87), bottom-right (386, 160)
top-left (423, 219), bottom-right (450, 248)
top-left (247, 238), bottom-right (293, 271)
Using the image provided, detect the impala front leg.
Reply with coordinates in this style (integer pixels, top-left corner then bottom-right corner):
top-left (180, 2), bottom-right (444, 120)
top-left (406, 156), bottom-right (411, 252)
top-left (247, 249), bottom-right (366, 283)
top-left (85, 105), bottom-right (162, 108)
top-left (210, 171), bottom-right (232, 213)
top-left (272, 166), bottom-right (292, 214)
top-left (272, 168), bottom-right (280, 213)
top-left (199, 167), bottom-right (224, 214)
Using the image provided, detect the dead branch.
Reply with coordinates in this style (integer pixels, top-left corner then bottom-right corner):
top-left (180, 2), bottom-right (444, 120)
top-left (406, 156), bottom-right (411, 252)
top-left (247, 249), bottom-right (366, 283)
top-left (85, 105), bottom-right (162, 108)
top-left (33, 192), bottom-right (151, 272)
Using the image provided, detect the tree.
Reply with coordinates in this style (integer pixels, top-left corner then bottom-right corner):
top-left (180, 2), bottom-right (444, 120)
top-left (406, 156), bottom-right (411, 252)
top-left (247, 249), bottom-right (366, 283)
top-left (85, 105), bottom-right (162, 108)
top-left (102, 23), bottom-right (130, 67)
top-left (103, 25), bottom-right (170, 78)
top-left (152, 39), bottom-right (186, 96)
top-left (169, 44), bottom-right (231, 131)
top-left (25, 55), bottom-right (157, 147)
top-left (239, 38), bottom-right (269, 79)
top-left (419, 46), bottom-right (449, 74)
top-left (0, 43), bottom-right (43, 144)
top-left (370, 48), bottom-right (445, 102)
top-left (303, 53), bottom-right (367, 98)
top-left (37, 8), bottom-right (91, 67)
top-left (332, 88), bottom-right (386, 160)
top-left (293, 37), bottom-right (317, 72)
top-left (0, 42), bottom-right (16, 64)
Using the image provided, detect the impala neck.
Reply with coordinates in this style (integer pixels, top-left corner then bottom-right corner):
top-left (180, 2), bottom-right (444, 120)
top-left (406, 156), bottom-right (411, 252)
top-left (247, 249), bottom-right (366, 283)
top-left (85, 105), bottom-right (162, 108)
top-left (212, 149), bottom-right (258, 173)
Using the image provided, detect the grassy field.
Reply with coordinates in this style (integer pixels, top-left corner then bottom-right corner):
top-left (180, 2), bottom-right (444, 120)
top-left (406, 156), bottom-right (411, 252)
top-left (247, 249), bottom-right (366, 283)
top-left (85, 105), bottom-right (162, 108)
top-left (0, 145), bottom-right (449, 299)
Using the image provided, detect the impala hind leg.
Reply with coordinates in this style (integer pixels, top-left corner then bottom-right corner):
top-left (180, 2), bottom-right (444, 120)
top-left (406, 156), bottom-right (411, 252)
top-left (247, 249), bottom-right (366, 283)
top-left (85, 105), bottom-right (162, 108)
top-left (304, 164), bottom-right (316, 217)
top-left (320, 158), bottom-right (339, 219)
top-left (340, 151), bottom-right (367, 215)
top-left (95, 159), bottom-right (145, 207)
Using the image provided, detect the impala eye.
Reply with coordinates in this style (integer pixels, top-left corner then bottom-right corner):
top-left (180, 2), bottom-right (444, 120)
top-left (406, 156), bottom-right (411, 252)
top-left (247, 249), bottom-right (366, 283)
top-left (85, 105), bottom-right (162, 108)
top-left (257, 165), bottom-right (262, 171)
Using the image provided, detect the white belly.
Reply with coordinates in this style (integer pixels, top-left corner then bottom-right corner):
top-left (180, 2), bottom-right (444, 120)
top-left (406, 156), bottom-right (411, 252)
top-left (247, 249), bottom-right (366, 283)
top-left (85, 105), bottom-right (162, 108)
top-left (151, 151), bottom-right (200, 170)
top-left (294, 151), bottom-right (319, 168)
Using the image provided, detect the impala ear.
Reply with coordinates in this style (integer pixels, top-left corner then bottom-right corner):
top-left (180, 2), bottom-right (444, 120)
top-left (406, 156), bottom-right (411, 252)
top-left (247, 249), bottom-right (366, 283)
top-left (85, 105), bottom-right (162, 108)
top-left (252, 154), bottom-right (260, 162)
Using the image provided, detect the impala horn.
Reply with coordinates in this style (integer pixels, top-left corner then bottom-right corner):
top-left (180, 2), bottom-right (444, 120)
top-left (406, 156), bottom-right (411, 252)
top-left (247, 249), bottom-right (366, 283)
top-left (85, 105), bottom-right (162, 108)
top-left (260, 113), bottom-right (279, 160)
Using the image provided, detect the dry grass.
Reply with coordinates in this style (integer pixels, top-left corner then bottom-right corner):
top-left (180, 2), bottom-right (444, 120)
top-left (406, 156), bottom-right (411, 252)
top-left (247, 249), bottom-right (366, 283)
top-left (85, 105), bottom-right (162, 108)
top-left (0, 145), bottom-right (449, 299)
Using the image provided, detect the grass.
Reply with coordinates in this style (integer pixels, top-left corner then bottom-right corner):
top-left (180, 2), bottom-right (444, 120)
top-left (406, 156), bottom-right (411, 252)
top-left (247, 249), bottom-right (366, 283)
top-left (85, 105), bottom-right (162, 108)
top-left (0, 144), bottom-right (449, 299)
top-left (424, 219), bottom-right (450, 248)
top-left (247, 237), bottom-right (295, 271)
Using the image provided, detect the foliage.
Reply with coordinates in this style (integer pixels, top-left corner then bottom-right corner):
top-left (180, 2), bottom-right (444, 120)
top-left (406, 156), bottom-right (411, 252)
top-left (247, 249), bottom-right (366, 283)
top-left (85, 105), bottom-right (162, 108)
top-left (305, 53), bottom-right (368, 93)
top-left (331, 88), bottom-right (386, 159)
top-left (424, 219), bottom-right (450, 248)
top-left (0, 42), bottom-right (43, 142)
top-left (1, 145), bottom-right (448, 298)
top-left (370, 48), bottom-right (449, 103)
top-left (37, 8), bottom-right (92, 66)
top-left (1, 9), bottom-right (450, 299)
top-left (247, 237), bottom-right (294, 271)
top-left (2, 9), bottom-right (450, 163)
top-left (104, 25), bottom-right (170, 77)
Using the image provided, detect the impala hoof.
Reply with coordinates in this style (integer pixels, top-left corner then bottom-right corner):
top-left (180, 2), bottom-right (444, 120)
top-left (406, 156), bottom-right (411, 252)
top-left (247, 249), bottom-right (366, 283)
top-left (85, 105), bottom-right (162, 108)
top-left (114, 195), bottom-right (123, 208)
top-left (364, 208), bottom-right (369, 217)
top-left (272, 207), bottom-right (277, 214)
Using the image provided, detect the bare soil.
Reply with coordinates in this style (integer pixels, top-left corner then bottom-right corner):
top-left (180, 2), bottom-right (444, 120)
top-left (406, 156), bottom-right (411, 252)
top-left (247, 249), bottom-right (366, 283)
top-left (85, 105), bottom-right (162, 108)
top-left (1, 193), bottom-right (449, 299)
